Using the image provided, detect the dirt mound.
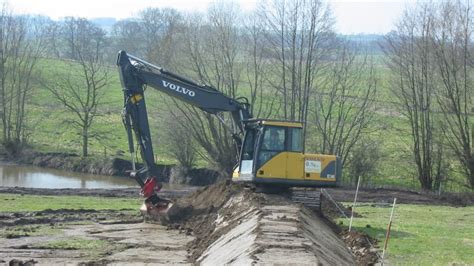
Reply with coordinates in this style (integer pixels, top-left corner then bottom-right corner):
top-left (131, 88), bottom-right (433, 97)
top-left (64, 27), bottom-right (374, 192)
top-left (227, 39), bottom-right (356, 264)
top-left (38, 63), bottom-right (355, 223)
top-left (320, 192), bottom-right (358, 221)
top-left (161, 181), bottom-right (357, 264)
top-left (341, 230), bottom-right (379, 265)
top-left (164, 180), bottom-right (263, 261)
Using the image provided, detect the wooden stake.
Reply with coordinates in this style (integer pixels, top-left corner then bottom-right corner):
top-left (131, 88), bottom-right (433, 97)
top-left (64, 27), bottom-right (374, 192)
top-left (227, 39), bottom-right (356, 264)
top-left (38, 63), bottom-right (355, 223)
top-left (381, 197), bottom-right (397, 265)
top-left (349, 176), bottom-right (361, 232)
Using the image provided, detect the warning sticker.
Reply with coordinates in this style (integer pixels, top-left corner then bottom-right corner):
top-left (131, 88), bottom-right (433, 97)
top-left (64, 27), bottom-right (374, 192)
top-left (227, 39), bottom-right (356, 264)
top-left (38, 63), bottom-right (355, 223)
top-left (305, 160), bottom-right (321, 173)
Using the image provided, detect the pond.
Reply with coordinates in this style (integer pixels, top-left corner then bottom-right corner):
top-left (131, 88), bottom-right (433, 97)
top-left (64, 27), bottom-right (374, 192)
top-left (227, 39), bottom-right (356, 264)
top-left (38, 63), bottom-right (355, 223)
top-left (0, 162), bottom-right (137, 189)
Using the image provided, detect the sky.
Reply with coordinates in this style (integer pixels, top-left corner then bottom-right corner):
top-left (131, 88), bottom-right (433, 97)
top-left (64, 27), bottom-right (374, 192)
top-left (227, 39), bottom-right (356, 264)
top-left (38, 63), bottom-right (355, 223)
top-left (2, 0), bottom-right (411, 34)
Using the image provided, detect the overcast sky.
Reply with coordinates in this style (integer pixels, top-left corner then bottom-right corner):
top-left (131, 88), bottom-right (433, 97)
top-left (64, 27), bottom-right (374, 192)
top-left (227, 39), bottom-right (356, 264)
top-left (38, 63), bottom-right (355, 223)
top-left (2, 0), bottom-right (411, 34)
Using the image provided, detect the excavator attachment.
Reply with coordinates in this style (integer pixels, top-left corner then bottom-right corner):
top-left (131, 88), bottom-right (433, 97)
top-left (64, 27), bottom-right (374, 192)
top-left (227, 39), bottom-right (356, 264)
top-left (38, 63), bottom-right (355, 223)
top-left (139, 177), bottom-right (174, 221)
top-left (140, 197), bottom-right (173, 220)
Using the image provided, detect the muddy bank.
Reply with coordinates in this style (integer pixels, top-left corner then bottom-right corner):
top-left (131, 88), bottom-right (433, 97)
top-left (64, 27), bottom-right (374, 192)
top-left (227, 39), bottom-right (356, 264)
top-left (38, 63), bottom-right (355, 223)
top-left (2, 147), bottom-right (220, 186)
top-left (12, 149), bottom-right (173, 179)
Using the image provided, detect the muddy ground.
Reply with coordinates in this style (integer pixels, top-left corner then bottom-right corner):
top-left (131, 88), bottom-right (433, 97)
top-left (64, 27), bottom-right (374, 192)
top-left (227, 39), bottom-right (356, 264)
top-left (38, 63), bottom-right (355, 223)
top-left (1, 184), bottom-right (472, 265)
top-left (0, 186), bottom-right (195, 201)
top-left (2, 185), bottom-right (471, 206)
top-left (1, 210), bottom-right (192, 265)
top-left (325, 187), bottom-right (474, 206)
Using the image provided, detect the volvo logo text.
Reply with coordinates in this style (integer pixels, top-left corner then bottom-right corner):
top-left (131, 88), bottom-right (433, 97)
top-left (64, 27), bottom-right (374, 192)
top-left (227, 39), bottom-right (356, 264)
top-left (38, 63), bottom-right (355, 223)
top-left (162, 80), bottom-right (196, 97)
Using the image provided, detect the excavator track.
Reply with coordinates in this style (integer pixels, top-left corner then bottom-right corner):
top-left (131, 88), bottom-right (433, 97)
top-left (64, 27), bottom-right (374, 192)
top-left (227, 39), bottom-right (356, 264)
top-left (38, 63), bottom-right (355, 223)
top-left (291, 188), bottom-right (322, 211)
top-left (247, 185), bottom-right (323, 211)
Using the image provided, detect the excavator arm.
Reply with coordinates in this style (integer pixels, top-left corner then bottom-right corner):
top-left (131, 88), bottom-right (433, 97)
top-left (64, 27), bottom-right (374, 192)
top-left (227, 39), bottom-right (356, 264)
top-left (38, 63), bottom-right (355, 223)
top-left (116, 51), bottom-right (251, 215)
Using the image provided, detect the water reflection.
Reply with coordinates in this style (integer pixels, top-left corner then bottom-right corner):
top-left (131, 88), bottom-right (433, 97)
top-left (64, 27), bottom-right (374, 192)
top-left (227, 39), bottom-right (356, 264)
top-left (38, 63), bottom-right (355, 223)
top-left (0, 162), bottom-right (136, 189)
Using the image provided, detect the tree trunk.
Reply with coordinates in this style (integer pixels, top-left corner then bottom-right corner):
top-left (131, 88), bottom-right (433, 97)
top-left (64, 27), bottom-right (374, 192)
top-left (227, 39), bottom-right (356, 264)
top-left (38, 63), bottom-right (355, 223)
top-left (82, 127), bottom-right (88, 157)
top-left (468, 156), bottom-right (474, 189)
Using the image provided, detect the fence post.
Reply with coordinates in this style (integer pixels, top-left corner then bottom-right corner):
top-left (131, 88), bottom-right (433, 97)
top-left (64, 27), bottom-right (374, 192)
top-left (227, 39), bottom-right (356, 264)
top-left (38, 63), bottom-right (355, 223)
top-left (381, 197), bottom-right (397, 265)
top-left (349, 176), bottom-right (361, 232)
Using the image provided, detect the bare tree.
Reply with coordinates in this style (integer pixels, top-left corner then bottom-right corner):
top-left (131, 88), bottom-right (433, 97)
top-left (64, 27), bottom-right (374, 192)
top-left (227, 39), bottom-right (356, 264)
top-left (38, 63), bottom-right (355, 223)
top-left (384, 3), bottom-right (442, 190)
top-left (171, 3), bottom-right (243, 176)
top-left (312, 44), bottom-right (377, 169)
top-left (346, 137), bottom-right (382, 186)
top-left (432, 0), bottom-right (473, 188)
top-left (163, 111), bottom-right (197, 171)
top-left (111, 20), bottom-right (143, 55)
top-left (45, 19), bottom-right (109, 157)
top-left (258, 0), bottom-right (335, 139)
top-left (138, 8), bottom-right (182, 66)
top-left (0, 7), bottom-right (49, 147)
top-left (242, 13), bottom-right (279, 118)
top-left (59, 17), bottom-right (108, 61)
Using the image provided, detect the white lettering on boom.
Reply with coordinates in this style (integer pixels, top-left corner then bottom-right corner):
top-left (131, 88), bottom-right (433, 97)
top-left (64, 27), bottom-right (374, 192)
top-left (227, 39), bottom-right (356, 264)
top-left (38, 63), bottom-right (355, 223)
top-left (162, 80), bottom-right (196, 97)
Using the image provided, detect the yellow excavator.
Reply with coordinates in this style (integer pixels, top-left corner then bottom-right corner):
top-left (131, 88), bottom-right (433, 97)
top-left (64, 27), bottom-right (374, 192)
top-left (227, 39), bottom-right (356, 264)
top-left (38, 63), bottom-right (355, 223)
top-left (117, 51), bottom-right (340, 216)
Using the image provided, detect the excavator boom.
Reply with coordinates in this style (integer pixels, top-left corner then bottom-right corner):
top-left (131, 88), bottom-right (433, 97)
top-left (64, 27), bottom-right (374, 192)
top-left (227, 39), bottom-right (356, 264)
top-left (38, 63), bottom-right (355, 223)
top-left (116, 51), bottom-right (251, 216)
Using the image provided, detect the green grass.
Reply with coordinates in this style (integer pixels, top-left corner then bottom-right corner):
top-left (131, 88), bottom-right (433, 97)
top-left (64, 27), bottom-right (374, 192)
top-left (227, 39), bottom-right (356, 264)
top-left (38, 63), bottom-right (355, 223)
top-left (30, 237), bottom-right (129, 258)
top-left (0, 194), bottom-right (141, 212)
top-left (338, 203), bottom-right (474, 265)
top-left (32, 237), bottom-right (109, 250)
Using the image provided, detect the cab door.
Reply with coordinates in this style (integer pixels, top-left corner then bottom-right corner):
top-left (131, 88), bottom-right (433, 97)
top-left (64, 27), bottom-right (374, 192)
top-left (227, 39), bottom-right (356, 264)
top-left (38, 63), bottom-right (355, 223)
top-left (238, 129), bottom-right (257, 181)
top-left (285, 127), bottom-right (305, 180)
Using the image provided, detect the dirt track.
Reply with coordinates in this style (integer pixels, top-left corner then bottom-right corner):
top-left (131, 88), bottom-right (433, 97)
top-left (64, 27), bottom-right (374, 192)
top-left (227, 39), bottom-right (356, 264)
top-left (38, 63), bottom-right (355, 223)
top-left (1, 213), bottom-right (192, 265)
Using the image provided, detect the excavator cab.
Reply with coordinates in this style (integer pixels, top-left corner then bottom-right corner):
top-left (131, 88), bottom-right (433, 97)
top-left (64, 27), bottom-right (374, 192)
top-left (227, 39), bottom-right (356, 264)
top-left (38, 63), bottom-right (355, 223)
top-left (233, 119), bottom-right (340, 188)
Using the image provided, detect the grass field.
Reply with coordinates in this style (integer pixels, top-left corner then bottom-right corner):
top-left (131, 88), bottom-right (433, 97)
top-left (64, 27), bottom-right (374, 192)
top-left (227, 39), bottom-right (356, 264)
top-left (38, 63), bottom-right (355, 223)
top-left (0, 193), bottom-right (141, 212)
top-left (339, 203), bottom-right (474, 265)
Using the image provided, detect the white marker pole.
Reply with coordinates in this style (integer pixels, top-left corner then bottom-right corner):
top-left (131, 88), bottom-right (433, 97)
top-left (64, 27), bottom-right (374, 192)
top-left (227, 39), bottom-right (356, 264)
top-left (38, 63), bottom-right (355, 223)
top-left (381, 198), bottom-right (397, 265)
top-left (349, 176), bottom-right (361, 232)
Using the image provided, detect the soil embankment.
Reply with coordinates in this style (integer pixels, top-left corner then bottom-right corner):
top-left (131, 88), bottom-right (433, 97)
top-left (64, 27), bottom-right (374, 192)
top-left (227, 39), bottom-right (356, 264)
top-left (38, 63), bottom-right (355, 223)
top-left (164, 181), bottom-right (357, 265)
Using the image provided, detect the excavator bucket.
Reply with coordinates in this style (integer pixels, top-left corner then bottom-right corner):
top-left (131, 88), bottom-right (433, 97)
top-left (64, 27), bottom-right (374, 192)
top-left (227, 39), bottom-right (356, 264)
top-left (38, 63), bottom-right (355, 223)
top-left (140, 198), bottom-right (174, 221)
top-left (139, 178), bottom-right (174, 221)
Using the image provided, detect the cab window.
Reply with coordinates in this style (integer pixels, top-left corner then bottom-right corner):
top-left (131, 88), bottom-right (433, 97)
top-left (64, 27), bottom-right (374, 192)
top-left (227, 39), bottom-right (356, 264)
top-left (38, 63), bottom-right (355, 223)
top-left (262, 127), bottom-right (285, 151)
top-left (258, 127), bottom-right (286, 168)
top-left (289, 127), bottom-right (303, 152)
top-left (241, 129), bottom-right (256, 160)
